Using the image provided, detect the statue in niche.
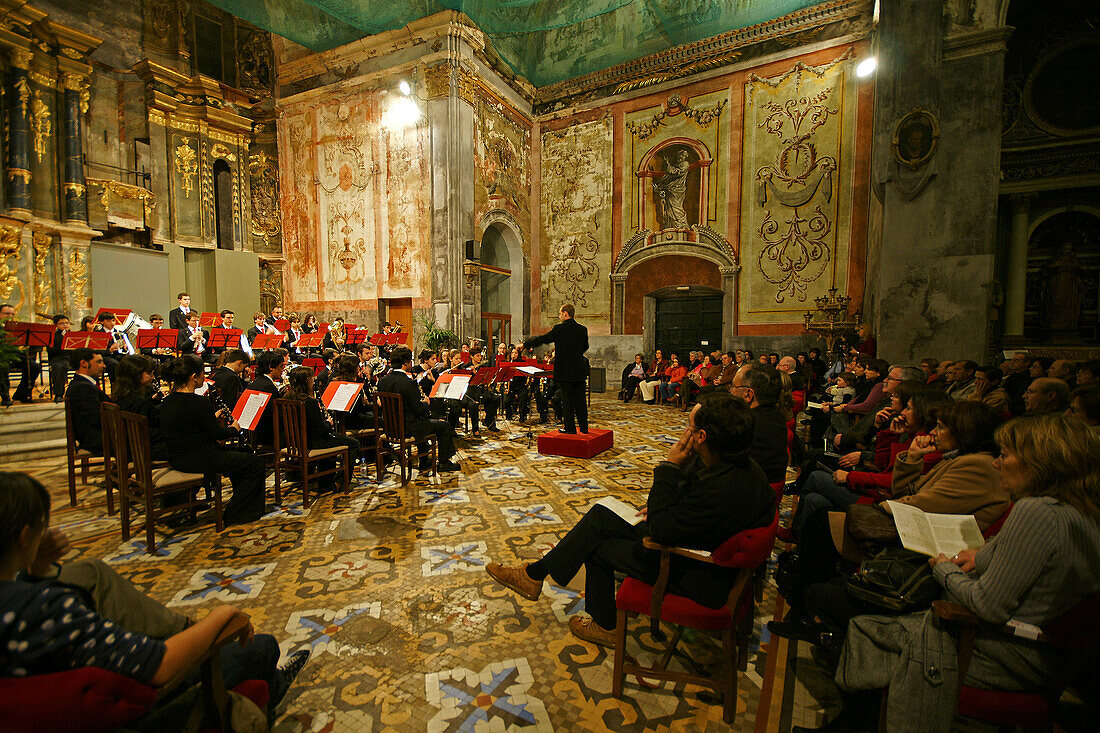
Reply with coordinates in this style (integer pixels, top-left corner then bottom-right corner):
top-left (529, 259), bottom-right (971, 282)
top-left (652, 148), bottom-right (695, 230)
top-left (1039, 242), bottom-right (1085, 336)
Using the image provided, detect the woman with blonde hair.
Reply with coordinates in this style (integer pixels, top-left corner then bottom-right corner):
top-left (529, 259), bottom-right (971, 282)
top-left (797, 415), bottom-right (1100, 732)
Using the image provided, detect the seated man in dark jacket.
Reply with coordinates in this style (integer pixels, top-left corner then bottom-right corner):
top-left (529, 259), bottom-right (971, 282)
top-left (731, 362), bottom-right (790, 484)
top-left (64, 348), bottom-right (112, 456)
top-left (486, 393), bottom-right (775, 646)
top-left (376, 347), bottom-right (460, 472)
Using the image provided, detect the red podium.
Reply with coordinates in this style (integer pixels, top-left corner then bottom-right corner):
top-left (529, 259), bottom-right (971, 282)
top-left (537, 428), bottom-right (613, 459)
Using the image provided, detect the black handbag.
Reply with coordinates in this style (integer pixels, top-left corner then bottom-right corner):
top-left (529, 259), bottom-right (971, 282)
top-left (845, 546), bottom-right (939, 612)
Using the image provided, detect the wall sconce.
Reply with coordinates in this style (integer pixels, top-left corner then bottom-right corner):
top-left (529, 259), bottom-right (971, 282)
top-left (463, 259), bottom-right (479, 288)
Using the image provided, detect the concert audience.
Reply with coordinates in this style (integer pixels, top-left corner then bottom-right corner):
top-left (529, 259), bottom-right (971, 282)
top-left (637, 349), bottom-right (668, 403)
top-left (730, 362), bottom-right (789, 484)
top-left (1069, 385), bottom-right (1100, 429)
top-left (969, 365), bottom-right (1009, 414)
top-left (1023, 376), bottom-right (1070, 415)
top-left (619, 353), bottom-right (646, 402)
top-left (656, 354), bottom-right (687, 403)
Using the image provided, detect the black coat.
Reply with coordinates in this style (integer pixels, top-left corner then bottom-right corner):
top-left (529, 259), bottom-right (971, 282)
top-left (377, 369), bottom-right (431, 437)
top-left (168, 307), bottom-right (193, 332)
top-left (160, 392), bottom-right (237, 457)
top-left (246, 374), bottom-right (281, 446)
top-left (213, 366), bottom-right (246, 411)
top-left (749, 404), bottom-right (789, 483)
top-left (177, 327), bottom-right (208, 355)
top-left (524, 317), bottom-right (589, 382)
top-left (65, 375), bottom-right (111, 454)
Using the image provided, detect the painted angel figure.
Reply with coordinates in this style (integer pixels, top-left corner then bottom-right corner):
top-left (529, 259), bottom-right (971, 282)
top-left (652, 149), bottom-right (692, 230)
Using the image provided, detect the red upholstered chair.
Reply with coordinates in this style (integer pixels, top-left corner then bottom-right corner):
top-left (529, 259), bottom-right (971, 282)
top-left (926, 591), bottom-right (1100, 733)
top-left (0, 615), bottom-right (267, 733)
top-left (612, 511), bottom-right (779, 723)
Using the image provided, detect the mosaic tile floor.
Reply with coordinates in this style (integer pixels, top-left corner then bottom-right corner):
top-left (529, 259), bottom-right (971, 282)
top-left (0, 395), bottom-right (998, 732)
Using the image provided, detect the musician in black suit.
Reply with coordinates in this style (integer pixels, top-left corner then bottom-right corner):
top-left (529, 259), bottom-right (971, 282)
top-left (246, 311), bottom-right (268, 343)
top-left (64, 348), bottom-right (113, 455)
top-left (524, 303), bottom-right (589, 434)
top-left (247, 348), bottom-right (289, 447)
top-left (92, 311), bottom-right (125, 387)
top-left (177, 312), bottom-right (209, 359)
top-left (0, 303), bottom-right (44, 404)
top-left (284, 365), bottom-right (360, 489)
top-left (47, 315), bottom-right (71, 403)
top-left (284, 315), bottom-right (305, 362)
top-left (377, 347), bottom-right (460, 472)
top-left (167, 292), bottom-right (193, 332)
top-left (212, 348), bottom-right (250, 412)
top-left (461, 347), bottom-right (500, 436)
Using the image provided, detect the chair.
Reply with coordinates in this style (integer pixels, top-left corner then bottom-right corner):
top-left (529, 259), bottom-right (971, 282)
top-left (377, 391), bottom-right (437, 484)
top-left (118, 411), bottom-right (221, 554)
top-left (334, 403), bottom-right (384, 483)
top-left (0, 614), bottom-right (268, 733)
top-left (63, 391), bottom-right (105, 507)
top-left (100, 402), bottom-right (122, 516)
top-left (925, 591), bottom-right (1100, 733)
top-left (612, 511), bottom-right (780, 723)
top-left (273, 398), bottom-right (351, 508)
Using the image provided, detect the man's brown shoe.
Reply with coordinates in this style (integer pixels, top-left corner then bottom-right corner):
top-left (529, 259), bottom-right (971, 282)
top-left (568, 615), bottom-right (617, 649)
top-left (486, 562), bottom-right (542, 601)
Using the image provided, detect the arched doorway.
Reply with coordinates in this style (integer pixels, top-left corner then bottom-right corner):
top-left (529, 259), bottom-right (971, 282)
top-left (480, 223), bottom-right (512, 352)
top-left (649, 285), bottom-right (725, 360)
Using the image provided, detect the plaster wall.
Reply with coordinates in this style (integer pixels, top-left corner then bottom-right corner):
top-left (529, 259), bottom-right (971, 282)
top-left (88, 241), bottom-right (169, 317)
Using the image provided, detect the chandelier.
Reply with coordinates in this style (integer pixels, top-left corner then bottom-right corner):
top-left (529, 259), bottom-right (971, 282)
top-left (803, 287), bottom-right (862, 354)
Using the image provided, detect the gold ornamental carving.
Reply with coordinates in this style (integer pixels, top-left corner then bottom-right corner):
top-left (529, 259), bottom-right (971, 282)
top-left (626, 93), bottom-right (727, 141)
top-left (211, 142), bottom-right (237, 161)
top-left (7, 169), bottom-right (31, 186)
top-left (32, 229), bottom-right (51, 316)
top-left (60, 47), bottom-right (83, 60)
top-left (29, 71), bottom-right (55, 90)
top-left (424, 63), bottom-right (450, 99)
top-left (14, 77), bottom-right (29, 117)
top-left (456, 66), bottom-right (477, 107)
top-left (10, 49), bottom-right (31, 71)
top-left (248, 151), bottom-right (281, 245)
top-left (31, 91), bottom-right (51, 162)
top-left (0, 225), bottom-right (25, 311)
top-left (175, 139), bottom-right (198, 198)
top-left (63, 181), bottom-right (86, 198)
top-left (68, 249), bottom-right (88, 305)
top-left (86, 178), bottom-right (157, 218)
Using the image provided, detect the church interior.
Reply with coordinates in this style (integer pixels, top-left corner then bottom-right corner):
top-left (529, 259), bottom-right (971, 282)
top-left (0, 0), bottom-right (1098, 731)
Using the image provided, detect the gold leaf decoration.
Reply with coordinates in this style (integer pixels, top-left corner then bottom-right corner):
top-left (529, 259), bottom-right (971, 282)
top-left (31, 91), bottom-right (51, 162)
top-left (175, 139), bottom-right (198, 198)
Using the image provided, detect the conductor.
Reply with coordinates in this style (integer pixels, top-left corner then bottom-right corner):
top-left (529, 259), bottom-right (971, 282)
top-left (525, 303), bottom-right (589, 434)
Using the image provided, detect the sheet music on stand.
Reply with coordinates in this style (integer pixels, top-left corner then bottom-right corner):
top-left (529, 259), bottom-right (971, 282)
top-left (136, 328), bottom-right (179, 351)
top-left (322, 380), bottom-right (364, 412)
top-left (61, 331), bottom-right (111, 351)
top-left (233, 389), bottom-right (273, 431)
top-left (430, 373), bottom-right (472, 400)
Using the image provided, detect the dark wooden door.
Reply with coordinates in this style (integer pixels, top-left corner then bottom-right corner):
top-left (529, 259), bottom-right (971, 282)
top-left (653, 295), bottom-right (723, 360)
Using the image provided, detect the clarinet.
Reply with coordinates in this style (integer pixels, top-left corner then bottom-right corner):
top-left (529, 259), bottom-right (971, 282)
top-left (208, 388), bottom-right (251, 453)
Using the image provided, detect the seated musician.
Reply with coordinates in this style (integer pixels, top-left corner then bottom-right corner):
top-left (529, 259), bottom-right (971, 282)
top-left (322, 318), bottom-right (346, 352)
top-left (301, 314), bottom-right (319, 334)
top-left (315, 348), bottom-right (338, 398)
top-left (114, 354), bottom-right (168, 461)
top-left (93, 311), bottom-right (125, 383)
top-left (159, 356), bottom-right (266, 525)
top-left (139, 313), bottom-right (175, 363)
top-left (377, 347), bottom-right (460, 472)
top-left (64, 348), bottom-right (113, 456)
top-left (504, 345), bottom-right (534, 422)
top-left (246, 311), bottom-right (267, 342)
top-left (283, 365), bottom-right (361, 487)
top-left (266, 305), bottom-right (285, 329)
top-left (329, 354), bottom-right (376, 430)
top-left (414, 349), bottom-right (438, 398)
top-left (47, 314), bottom-right (70, 403)
top-left (246, 348), bottom-right (289, 448)
top-left (462, 347), bottom-right (501, 436)
top-left (211, 348), bottom-right (250, 413)
top-left (206, 310), bottom-right (238, 362)
top-left (176, 311), bottom-right (209, 361)
top-left (284, 315), bottom-right (305, 362)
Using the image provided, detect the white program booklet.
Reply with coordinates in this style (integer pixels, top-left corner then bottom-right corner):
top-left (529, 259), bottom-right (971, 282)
top-left (886, 501), bottom-right (985, 557)
top-left (595, 497), bottom-right (644, 526)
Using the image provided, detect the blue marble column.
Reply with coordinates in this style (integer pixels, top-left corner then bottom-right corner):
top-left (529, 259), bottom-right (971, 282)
top-left (6, 47), bottom-right (33, 215)
top-left (61, 73), bottom-right (86, 223)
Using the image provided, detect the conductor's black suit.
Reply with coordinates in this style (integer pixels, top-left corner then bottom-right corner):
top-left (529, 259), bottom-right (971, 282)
top-left (524, 316), bottom-right (589, 433)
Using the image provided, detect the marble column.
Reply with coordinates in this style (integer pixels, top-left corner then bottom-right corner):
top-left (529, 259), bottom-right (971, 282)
top-left (720, 265), bottom-right (740, 348)
top-left (6, 47), bottom-right (33, 215)
top-left (1003, 194), bottom-right (1031, 339)
top-left (61, 73), bottom-right (87, 224)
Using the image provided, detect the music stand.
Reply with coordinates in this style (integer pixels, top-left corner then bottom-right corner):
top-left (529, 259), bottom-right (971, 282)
top-left (385, 333), bottom-right (407, 345)
top-left (198, 312), bottom-right (220, 328)
top-left (272, 318), bottom-right (290, 333)
top-left (345, 327), bottom-right (369, 347)
top-left (4, 322), bottom-right (52, 398)
top-left (95, 307), bottom-right (131, 321)
top-left (369, 333), bottom-right (386, 347)
top-left (303, 357), bottom-right (326, 376)
top-left (209, 328), bottom-right (243, 350)
top-left (136, 328), bottom-right (179, 352)
top-left (250, 334), bottom-right (283, 351)
top-left (295, 333), bottom-right (325, 350)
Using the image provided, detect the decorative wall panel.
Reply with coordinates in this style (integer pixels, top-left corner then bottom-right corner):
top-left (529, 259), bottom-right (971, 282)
top-left (539, 117), bottom-right (613, 325)
top-left (279, 109), bottom-right (319, 302)
top-left (475, 97), bottom-right (531, 245)
top-left (379, 123), bottom-right (430, 299)
top-left (738, 52), bottom-right (857, 325)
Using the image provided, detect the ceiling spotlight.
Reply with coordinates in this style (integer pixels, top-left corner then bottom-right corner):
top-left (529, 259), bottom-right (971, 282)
top-left (398, 80), bottom-right (411, 96)
top-left (855, 56), bottom-right (877, 78)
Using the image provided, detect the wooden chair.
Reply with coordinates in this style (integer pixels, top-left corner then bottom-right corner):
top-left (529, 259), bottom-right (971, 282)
top-left (63, 391), bottom-right (104, 507)
top-left (612, 511), bottom-right (779, 724)
top-left (241, 428), bottom-right (280, 506)
top-left (118, 411), bottom-right (221, 554)
top-left (99, 402), bottom-right (122, 516)
top-left (273, 398), bottom-right (351, 508)
top-left (377, 391), bottom-right (437, 485)
top-left (333, 403), bottom-right (384, 483)
top-left (917, 592), bottom-right (1100, 733)
top-left (0, 614), bottom-right (267, 733)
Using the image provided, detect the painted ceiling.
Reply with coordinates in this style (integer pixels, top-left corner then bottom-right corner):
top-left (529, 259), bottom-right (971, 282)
top-left (205, 0), bottom-right (825, 87)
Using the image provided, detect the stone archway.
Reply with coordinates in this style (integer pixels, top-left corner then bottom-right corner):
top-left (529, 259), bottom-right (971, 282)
top-left (478, 209), bottom-right (530, 335)
top-left (610, 225), bottom-right (739, 347)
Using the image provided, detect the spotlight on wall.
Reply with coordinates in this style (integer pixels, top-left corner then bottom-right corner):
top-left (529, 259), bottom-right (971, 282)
top-left (855, 56), bottom-right (877, 78)
top-left (383, 95), bottom-right (422, 130)
top-left (398, 80), bottom-right (412, 96)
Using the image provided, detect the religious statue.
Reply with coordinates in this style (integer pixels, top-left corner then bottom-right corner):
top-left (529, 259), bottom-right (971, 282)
top-left (652, 149), bottom-right (692, 230)
top-left (1039, 242), bottom-right (1085, 337)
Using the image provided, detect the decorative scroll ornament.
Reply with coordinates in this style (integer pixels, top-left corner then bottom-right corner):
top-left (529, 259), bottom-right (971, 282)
top-left (424, 63), bottom-right (450, 99)
top-left (211, 143), bottom-right (237, 161)
top-left (0, 225), bottom-right (24, 310)
top-left (626, 93), bottom-right (727, 141)
top-left (151, 0), bottom-right (171, 42)
top-left (175, 139), bottom-right (197, 198)
top-left (14, 77), bottom-right (28, 117)
top-left (32, 229), bottom-right (50, 316)
top-left (456, 66), bottom-right (477, 107)
top-left (68, 249), bottom-right (88, 305)
top-left (31, 91), bottom-right (51, 162)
